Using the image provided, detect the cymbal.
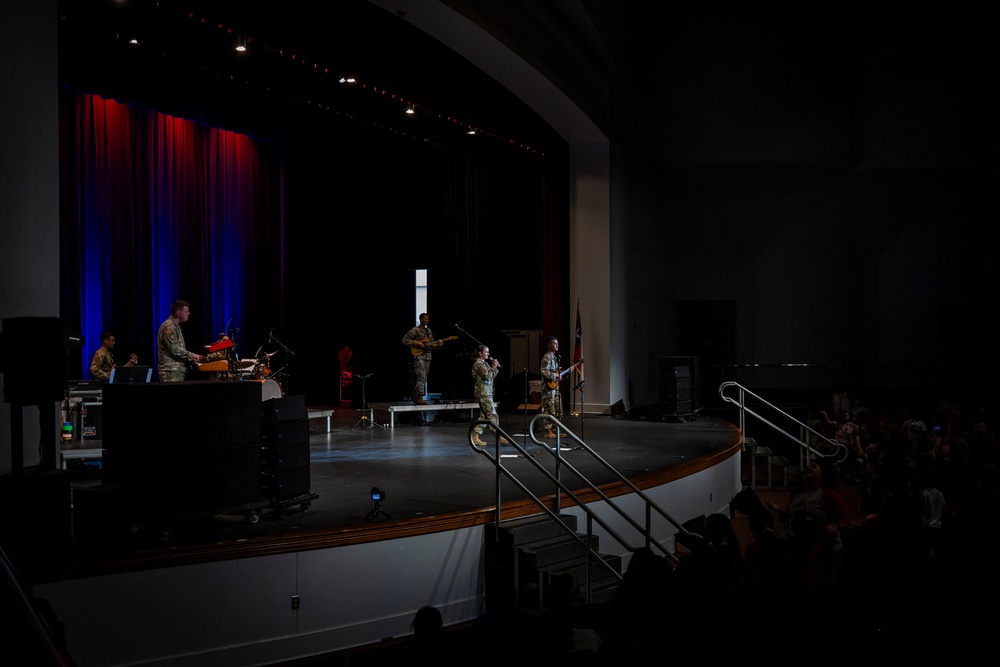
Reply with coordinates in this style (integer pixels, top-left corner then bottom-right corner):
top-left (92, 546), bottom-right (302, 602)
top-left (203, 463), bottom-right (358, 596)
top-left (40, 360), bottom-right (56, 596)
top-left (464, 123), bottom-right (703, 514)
top-left (238, 359), bottom-right (258, 369)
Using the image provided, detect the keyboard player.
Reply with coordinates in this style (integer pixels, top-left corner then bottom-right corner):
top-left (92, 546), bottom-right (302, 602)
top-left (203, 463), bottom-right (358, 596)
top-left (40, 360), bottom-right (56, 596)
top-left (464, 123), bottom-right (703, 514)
top-left (156, 300), bottom-right (207, 382)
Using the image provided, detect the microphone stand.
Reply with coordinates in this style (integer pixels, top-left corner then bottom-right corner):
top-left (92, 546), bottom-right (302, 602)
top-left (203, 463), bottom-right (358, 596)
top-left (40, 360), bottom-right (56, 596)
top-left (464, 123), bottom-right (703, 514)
top-left (520, 368), bottom-right (532, 442)
top-left (268, 331), bottom-right (295, 394)
top-left (573, 377), bottom-right (587, 446)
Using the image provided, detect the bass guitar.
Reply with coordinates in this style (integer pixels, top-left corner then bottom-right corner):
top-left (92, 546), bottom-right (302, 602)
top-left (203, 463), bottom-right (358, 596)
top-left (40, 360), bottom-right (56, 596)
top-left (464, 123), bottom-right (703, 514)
top-left (409, 335), bottom-right (458, 357)
top-left (545, 358), bottom-right (584, 389)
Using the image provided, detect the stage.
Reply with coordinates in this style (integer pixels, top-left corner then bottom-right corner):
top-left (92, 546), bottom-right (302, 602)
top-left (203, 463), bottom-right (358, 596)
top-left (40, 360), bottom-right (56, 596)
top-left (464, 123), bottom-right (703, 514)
top-left (32, 401), bottom-right (745, 666)
top-left (51, 401), bottom-right (742, 570)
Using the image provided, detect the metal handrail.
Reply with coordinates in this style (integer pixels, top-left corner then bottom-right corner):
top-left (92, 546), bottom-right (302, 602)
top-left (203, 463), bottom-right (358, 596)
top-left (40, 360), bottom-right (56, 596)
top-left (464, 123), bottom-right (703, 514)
top-left (2, 545), bottom-right (76, 665)
top-left (468, 415), bottom-right (703, 600)
top-left (718, 381), bottom-right (849, 468)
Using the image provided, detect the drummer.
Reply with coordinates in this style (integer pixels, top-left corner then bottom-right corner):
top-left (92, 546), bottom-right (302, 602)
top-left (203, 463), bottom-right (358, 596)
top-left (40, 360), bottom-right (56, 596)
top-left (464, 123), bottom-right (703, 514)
top-left (205, 333), bottom-right (233, 361)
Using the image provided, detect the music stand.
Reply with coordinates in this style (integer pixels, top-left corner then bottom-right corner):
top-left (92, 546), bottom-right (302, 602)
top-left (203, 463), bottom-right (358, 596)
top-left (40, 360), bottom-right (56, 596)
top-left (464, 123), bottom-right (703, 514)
top-left (109, 366), bottom-right (154, 383)
top-left (352, 373), bottom-right (386, 430)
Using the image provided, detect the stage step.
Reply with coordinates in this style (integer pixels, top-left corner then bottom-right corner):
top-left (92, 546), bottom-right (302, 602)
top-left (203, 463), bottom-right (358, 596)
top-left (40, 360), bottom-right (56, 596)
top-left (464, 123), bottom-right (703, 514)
top-left (494, 512), bottom-right (622, 609)
top-left (743, 437), bottom-right (795, 490)
top-left (497, 512), bottom-right (578, 546)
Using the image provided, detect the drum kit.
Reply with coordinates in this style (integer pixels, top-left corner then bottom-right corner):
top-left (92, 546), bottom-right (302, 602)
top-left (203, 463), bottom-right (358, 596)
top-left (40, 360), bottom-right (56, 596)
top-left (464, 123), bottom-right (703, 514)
top-left (197, 331), bottom-right (285, 400)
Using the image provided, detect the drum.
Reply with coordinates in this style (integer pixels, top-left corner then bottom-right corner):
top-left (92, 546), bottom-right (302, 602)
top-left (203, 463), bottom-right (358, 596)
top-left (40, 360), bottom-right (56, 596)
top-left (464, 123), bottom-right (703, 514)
top-left (261, 378), bottom-right (282, 402)
top-left (253, 363), bottom-right (271, 381)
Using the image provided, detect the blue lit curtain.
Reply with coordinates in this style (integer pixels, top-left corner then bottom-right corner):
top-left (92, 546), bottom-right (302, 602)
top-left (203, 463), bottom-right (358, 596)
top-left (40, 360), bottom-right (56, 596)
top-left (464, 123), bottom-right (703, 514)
top-left (61, 90), bottom-right (283, 378)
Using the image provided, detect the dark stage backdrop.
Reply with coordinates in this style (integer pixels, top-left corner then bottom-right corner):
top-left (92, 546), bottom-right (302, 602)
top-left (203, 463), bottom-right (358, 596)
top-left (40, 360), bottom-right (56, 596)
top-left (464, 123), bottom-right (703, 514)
top-left (60, 90), bottom-right (568, 405)
top-left (281, 105), bottom-right (567, 405)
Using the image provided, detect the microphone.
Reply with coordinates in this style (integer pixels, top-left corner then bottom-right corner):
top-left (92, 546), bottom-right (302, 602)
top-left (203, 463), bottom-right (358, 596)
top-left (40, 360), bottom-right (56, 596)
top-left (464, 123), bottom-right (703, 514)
top-left (268, 328), bottom-right (274, 343)
top-left (489, 357), bottom-right (502, 369)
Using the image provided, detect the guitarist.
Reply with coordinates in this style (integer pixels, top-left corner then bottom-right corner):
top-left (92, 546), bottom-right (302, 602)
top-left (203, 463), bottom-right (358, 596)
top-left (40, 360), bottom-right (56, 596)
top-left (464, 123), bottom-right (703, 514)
top-left (539, 335), bottom-right (563, 438)
top-left (402, 312), bottom-right (437, 405)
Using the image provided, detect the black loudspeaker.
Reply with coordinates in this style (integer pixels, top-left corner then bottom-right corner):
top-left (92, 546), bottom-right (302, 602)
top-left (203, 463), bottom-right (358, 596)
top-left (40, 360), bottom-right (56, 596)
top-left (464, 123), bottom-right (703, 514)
top-left (659, 362), bottom-right (693, 416)
top-left (261, 395), bottom-right (311, 500)
top-left (1, 316), bottom-right (67, 404)
top-left (101, 382), bottom-right (263, 520)
top-left (610, 398), bottom-right (629, 416)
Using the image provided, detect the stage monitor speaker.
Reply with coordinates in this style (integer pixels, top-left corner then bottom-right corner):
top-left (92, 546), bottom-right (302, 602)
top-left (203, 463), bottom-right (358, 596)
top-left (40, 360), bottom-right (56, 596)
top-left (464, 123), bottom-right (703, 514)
top-left (1, 316), bottom-right (67, 404)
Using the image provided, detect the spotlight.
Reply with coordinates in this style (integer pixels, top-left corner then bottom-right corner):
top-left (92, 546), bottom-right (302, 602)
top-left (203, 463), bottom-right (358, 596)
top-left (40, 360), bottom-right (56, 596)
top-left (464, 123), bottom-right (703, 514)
top-left (406, 105), bottom-right (415, 115)
top-left (366, 486), bottom-right (391, 522)
top-left (235, 36), bottom-right (247, 52)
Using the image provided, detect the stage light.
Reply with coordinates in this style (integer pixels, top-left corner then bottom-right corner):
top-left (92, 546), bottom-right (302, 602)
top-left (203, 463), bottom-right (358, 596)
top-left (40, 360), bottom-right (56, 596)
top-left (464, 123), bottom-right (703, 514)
top-left (406, 105), bottom-right (415, 114)
top-left (235, 35), bottom-right (247, 52)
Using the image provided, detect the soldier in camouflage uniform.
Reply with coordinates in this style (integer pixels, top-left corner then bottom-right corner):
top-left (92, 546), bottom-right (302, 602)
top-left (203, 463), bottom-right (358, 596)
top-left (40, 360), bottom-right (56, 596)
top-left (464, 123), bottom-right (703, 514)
top-left (471, 344), bottom-right (507, 446)
top-left (90, 332), bottom-right (137, 382)
top-left (402, 313), bottom-right (435, 404)
top-left (157, 300), bottom-right (206, 382)
top-left (540, 336), bottom-right (562, 438)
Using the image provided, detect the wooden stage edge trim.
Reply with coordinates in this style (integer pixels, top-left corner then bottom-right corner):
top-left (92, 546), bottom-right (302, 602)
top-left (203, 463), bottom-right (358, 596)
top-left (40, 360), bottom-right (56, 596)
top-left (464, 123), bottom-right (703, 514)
top-left (30, 423), bottom-right (742, 584)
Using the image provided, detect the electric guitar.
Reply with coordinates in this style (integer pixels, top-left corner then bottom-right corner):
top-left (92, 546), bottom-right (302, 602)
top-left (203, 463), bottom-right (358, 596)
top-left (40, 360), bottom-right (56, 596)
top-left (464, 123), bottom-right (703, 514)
top-left (545, 358), bottom-right (584, 389)
top-left (409, 335), bottom-right (458, 357)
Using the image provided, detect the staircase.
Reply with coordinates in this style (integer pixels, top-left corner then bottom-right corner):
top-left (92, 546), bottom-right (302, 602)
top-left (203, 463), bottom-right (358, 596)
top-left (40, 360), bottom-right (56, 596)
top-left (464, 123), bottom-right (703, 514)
top-left (721, 381), bottom-right (849, 491)
top-left (473, 414), bottom-right (696, 612)
top-left (488, 513), bottom-right (624, 610)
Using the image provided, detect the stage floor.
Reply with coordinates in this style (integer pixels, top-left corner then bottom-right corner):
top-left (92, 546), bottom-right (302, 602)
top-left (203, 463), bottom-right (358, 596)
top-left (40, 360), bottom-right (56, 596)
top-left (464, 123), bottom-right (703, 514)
top-left (61, 405), bottom-right (741, 557)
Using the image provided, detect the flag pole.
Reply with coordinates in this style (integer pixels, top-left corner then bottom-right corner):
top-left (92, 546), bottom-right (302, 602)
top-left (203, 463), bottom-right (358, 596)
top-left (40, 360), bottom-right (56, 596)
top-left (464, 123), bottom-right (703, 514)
top-left (571, 298), bottom-right (584, 418)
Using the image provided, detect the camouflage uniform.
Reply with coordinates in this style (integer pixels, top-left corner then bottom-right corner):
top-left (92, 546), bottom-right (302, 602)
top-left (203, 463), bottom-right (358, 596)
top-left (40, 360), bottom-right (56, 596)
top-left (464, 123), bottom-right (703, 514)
top-left (540, 350), bottom-right (562, 434)
top-left (402, 323), bottom-right (434, 399)
top-left (90, 346), bottom-right (115, 382)
top-left (471, 357), bottom-right (499, 437)
top-left (157, 318), bottom-right (191, 382)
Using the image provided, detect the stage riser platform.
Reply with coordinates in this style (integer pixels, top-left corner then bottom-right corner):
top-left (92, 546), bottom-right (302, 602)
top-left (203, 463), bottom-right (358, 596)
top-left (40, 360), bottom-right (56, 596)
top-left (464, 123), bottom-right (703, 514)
top-left (368, 401), bottom-right (492, 428)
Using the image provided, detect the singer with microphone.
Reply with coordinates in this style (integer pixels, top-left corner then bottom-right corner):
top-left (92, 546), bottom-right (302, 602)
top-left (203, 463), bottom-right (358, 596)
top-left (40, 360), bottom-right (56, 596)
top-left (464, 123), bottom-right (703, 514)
top-left (471, 344), bottom-right (507, 446)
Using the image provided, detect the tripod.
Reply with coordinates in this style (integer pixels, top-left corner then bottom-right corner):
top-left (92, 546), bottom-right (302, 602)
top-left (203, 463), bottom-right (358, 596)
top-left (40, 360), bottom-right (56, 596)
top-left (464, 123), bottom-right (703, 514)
top-left (352, 373), bottom-right (386, 430)
top-left (365, 500), bottom-right (392, 522)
